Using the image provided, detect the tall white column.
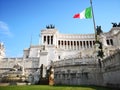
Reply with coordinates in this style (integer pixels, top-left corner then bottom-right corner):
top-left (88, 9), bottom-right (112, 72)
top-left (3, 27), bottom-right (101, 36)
top-left (79, 41), bottom-right (80, 50)
top-left (70, 41), bottom-right (71, 50)
top-left (60, 40), bottom-right (62, 48)
top-left (81, 41), bottom-right (83, 49)
top-left (109, 39), bottom-right (111, 45)
top-left (91, 41), bottom-right (93, 48)
top-left (66, 41), bottom-right (68, 50)
top-left (73, 41), bottom-right (75, 50)
top-left (88, 41), bottom-right (90, 48)
top-left (85, 41), bottom-right (87, 48)
top-left (73, 41), bottom-right (74, 50)
top-left (46, 35), bottom-right (48, 45)
top-left (76, 41), bottom-right (78, 50)
top-left (82, 41), bottom-right (84, 49)
top-left (71, 41), bottom-right (73, 50)
top-left (68, 41), bottom-right (70, 49)
top-left (50, 35), bottom-right (51, 45)
top-left (63, 40), bottom-right (64, 49)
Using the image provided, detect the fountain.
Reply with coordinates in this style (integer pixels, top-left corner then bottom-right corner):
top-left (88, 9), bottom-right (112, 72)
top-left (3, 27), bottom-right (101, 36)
top-left (1, 63), bottom-right (28, 85)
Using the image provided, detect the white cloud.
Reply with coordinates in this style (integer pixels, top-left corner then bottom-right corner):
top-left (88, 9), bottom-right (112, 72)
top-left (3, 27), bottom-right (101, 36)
top-left (0, 21), bottom-right (13, 37)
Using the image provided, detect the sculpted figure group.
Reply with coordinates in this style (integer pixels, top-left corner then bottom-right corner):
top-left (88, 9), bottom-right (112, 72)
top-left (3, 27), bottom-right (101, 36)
top-left (111, 22), bottom-right (120, 27)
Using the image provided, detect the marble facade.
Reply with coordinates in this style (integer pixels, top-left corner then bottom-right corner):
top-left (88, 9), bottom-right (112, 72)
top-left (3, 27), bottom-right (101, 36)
top-left (0, 25), bottom-right (120, 86)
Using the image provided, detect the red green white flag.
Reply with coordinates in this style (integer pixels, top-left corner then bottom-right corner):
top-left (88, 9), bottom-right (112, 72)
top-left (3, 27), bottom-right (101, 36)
top-left (73, 7), bottom-right (92, 19)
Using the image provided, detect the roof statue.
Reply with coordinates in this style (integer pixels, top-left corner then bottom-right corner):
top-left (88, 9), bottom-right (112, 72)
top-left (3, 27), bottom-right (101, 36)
top-left (111, 22), bottom-right (120, 27)
top-left (96, 26), bottom-right (103, 35)
top-left (46, 24), bottom-right (55, 29)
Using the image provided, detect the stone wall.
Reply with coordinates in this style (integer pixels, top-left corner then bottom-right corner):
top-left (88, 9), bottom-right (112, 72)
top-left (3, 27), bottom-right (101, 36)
top-left (102, 49), bottom-right (120, 88)
top-left (54, 57), bottom-right (104, 86)
top-left (54, 67), bottom-right (104, 86)
top-left (54, 49), bottom-right (120, 88)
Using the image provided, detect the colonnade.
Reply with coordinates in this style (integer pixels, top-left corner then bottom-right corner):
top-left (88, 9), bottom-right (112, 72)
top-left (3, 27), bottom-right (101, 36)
top-left (42, 35), bottom-right (113, 49)
top-left (58, 40), bottom-right (95, 50)
top-left (57, 39), bottom-right (113, 50)
top-left (43, 35), bottom-right (53, 45)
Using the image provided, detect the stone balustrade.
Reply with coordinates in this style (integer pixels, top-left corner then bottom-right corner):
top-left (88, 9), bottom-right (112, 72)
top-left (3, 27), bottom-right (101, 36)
top-left (53, 57), bottom-right (96, 67)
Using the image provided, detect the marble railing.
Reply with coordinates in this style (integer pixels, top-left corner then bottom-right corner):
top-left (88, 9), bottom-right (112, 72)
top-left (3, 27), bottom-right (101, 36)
top-left (2, 57), bottom-right (39, 61)
top-left (0, 57), bottom-right (39, 69)
top-left (53, 57), bottom-right (96, 67)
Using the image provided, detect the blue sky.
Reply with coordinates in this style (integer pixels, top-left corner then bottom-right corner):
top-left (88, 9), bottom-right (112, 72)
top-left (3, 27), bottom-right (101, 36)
top-left (0, 0), bottom-right (120, 57)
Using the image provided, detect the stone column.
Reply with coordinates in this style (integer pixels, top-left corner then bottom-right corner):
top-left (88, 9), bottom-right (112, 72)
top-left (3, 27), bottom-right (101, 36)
top-left (70, 41), bottom-right (71, 50)
top-left (75, 41), bottom-right (77, 50)
top-left (88, 41), bottom-right (90, 48)
top-left (46, 35), bottom-right (48, 45)
top-left (68, 41), bottom-right (70, 49)
top-left (51, 35), bottom-right (53, 45)
top-left (82, 41), bottom-right (84, 49)
top-left (49, 35), bottom-right (51, 45)
top-left (109, 39), bottom-right (112, 45)
top-left (70, 41), bottom-right (72, 49)
top-left (60, 40), bottom-right (61, 48)
top-left (63, 41), bottom-right (64, 48)
top-left (73, 41), bottom-right (75, 50)
top-left (79, 41), bottom-right (81, 50)
top-left (66, 41), bottom-right (68, 50)
top-left (76, 41), bottom-right (78, 50)
top-left (72, 41), bottom-right (74, 50)
top-left (92, 41), bottom-right (94, 48)
top-left (63, 40), bottom-right (64, 49)
top-left (85, 41), bottom-right (87, 48)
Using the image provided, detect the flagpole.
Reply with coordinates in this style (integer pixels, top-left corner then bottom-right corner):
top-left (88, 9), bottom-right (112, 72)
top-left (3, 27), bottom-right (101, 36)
top-left (90, 0), bottom-right (97, 41)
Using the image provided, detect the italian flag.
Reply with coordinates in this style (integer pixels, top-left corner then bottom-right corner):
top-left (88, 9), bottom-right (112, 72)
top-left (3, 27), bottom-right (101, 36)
top-left (73, 7), bottom-right (92, 19)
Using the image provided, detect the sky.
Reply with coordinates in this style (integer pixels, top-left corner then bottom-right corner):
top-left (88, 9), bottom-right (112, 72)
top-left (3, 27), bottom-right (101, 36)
top-left (0, 0), bottom-right (120, 57)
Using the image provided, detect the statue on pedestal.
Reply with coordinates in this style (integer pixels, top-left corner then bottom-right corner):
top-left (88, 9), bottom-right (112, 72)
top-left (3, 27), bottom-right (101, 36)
top-left (12, 63), bottom-right (25, 75)
top-left (96, 26), bottom-right (103, 35)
